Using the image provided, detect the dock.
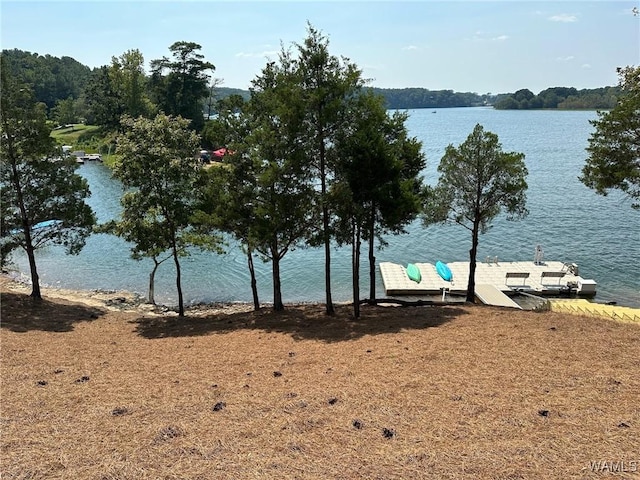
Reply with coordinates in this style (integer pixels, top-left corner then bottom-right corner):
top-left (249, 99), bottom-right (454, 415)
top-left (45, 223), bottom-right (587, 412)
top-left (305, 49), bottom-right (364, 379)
top-left (379, 260), bottom-right (597, 308)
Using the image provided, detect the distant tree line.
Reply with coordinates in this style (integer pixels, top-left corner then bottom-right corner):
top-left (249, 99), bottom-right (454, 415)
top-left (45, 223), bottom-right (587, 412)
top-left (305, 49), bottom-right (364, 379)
top-left (369, 88), bottom-right (491, 109)
top-left (494, 86), bottom-right (621, 110)
top-left (2, 45), bottom-right (215, 131)
top-left (1, 48), bottom-right (623, 120)
top-left (0, 49), bottom-right (91, 111)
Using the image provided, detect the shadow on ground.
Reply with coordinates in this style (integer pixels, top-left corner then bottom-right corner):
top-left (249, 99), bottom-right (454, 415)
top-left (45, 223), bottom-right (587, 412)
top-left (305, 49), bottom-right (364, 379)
top-left (0, 292), bottom-right (106, 332)
top-left (133, 303), bottom-right (467, 342)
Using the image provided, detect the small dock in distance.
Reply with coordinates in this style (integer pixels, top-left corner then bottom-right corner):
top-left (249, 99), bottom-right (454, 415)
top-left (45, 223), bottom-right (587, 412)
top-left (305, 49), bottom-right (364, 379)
top-left (379, 260), bottom-right (597, 308)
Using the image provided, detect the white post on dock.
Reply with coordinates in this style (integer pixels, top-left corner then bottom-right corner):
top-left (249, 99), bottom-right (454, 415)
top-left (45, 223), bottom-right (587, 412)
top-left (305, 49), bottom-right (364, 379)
top-left (441, 287), bottom-right (449, 302)
top-left (534, 244), bottom-right (544, 265)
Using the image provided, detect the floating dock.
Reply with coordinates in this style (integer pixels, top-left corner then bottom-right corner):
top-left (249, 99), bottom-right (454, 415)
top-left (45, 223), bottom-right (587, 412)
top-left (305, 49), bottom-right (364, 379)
top-left (380, 260), bottom-right (597, 308)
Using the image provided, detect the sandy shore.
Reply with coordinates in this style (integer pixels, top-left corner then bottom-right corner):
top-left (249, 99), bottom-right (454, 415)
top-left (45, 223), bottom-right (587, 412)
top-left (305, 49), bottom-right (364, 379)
top-left (0, 274), bottom-right (256, 317)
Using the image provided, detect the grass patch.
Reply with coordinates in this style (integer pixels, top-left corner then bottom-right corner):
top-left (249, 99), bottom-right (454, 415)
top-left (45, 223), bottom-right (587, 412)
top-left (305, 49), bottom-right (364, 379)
top-left (51, 124), bottom-right (117, 163)
top-left (51, 124), bottom-right (101, 146)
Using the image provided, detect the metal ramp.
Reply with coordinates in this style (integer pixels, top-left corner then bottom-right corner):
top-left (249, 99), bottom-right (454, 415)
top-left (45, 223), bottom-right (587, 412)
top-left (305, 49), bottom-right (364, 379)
top-left (475, 284), bottom-right (522, 309)
top-left (549, 299), bottom-right (640, 324)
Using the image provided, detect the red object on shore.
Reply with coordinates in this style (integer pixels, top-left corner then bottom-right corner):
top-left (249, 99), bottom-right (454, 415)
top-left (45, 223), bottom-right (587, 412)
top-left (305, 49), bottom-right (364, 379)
top-left (212, 148), bottom-right (233, 158)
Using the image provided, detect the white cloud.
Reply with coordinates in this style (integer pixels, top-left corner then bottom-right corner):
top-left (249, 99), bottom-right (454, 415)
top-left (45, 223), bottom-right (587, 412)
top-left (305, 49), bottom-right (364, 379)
top-left (235, 50), bottom-right (278, 59)
top-left (402, 45), bottom-right (418, 51)
top-left (581, 63), bottom-right (592, 69)
top-left (556, 56), bottom-right (575, 62)
top-left (549, 13), bottom-right (578, 22)
top-left (493, 35), bottom-right (509, 41)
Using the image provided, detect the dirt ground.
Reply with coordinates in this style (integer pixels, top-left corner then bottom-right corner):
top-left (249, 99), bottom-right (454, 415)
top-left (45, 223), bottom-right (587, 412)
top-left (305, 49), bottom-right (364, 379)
top-left (1, 277), bottom-right (638, 479)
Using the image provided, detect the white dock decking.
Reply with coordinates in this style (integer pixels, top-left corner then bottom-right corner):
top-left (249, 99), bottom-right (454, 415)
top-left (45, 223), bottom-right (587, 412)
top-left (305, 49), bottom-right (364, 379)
top-left (380, 260), bottom-right (596, 306)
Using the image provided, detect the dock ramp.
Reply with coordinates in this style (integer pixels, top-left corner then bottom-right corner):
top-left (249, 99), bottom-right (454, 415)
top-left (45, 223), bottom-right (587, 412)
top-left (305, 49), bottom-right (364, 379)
top-left (475, 284), bottom-right (522, 309)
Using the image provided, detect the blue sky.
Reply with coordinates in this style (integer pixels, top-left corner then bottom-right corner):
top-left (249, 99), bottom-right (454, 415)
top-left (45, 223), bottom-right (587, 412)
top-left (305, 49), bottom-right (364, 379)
top-left (1, 1), bottom-right (638, 94)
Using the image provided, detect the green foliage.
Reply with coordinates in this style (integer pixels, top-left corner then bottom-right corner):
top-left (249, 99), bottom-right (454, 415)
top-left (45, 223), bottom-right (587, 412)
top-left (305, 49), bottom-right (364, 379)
top-left (84, 66), bottom-right (125, 131)
top-left (1, 48), bottom-right (91, 110)
top-left (110, 114), bottom-right (206, 315)
top-left (52, 96), bottom-right (78, 125)
top-left (581, 66), bottom-right (640, 209)
top-left (150, 42), bottom-right (215, 132)
top-left (201, 94), bottom-right (246, 150)
top-left (423, 124), bottom-right (527, 301)
top-left (1, 66), bottom-right (95, 297)
top-left (83, 51), bottom-right (157, 132)
top-left (109, 49), bottom-right (156, 120)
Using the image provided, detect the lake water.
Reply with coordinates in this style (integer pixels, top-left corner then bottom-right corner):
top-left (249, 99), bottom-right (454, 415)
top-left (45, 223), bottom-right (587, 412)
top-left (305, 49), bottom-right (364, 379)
top-left (9, 108), bottom-right (640, 308)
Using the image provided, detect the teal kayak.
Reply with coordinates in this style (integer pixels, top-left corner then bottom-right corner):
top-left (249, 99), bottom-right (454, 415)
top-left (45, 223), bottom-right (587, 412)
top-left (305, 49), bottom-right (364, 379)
top-left (406, 263), bottom-right (421, 283)
top-left (435, 261), bottom-right (453, 281)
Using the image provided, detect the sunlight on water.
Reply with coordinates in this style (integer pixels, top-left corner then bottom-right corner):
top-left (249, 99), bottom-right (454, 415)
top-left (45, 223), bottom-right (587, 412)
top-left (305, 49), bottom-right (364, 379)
top-left (9, 108), bottom-right (639, 307)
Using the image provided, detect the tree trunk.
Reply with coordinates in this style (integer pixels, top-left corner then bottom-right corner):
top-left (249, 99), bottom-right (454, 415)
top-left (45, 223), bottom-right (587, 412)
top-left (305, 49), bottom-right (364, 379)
top-left (352, 221), bottom-right (361, 319)
top-left (467, 221), bottom-right (480, 303)
top-left (319, 117), bottom-right (334, 316)
top-left (25, 244), bottom-right (41, 299)
top-left (172, 244), bottom-right (184, 317)
top-left (148, 257), bottom-right (160, 304)
top-left (323, 204), bottom-right (334, 315)
top-left (247, 247), bottom-right (260, 311)
top-left (272, 250), bottom-right (284, 312)
top-left (9, 158), bottom-right (41, 299)
top-left (368, 206), bottom-right (376, 301)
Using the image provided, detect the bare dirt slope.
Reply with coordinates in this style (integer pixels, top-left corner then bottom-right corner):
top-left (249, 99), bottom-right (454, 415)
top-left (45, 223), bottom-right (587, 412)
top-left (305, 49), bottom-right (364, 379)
top-left (1, 278), bottom-right (638, 479)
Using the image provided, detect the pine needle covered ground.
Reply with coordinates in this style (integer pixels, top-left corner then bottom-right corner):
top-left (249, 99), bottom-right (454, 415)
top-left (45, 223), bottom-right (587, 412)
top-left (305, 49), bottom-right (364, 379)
top-left (1, 277), bottom-right (638, 479)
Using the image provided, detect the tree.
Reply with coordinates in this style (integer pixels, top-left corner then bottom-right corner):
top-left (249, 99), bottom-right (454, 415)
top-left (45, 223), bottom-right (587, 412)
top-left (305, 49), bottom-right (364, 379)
top-left (110, 49), bottom-right (155, 119)
top-left (195, 162), bottom-right (263, 310)
top-left (295, 24), bottom-right (365, 315)
top-left (111, 114), bottom-right (203, 316)
top-left (423, 124), bottom-right (528, 302)
top-left (150, 42), bottom-right (215, 131)
top-left (194, 96), bottom-right (263, 310)
top-left (52, 96), bottom-right (77, 125)
top-left (580, 66), bottom-right (640, 209)
top-left (246, 59), bottom-right (317, 311)
top-left (84, 66), bottom-right (125, 130)
top-left (0, 67), bottom-right (95, 298)
top-left (333, 91), bottom-right (425, 317)
top-left (201, 94), bottom-right (245, 150)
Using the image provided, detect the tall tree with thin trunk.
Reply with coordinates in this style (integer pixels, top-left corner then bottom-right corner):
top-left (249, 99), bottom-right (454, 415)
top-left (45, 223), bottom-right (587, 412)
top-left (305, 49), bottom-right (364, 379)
top-left (423, 124), bottom-right (528, 302)
top-left (1, 66), bottom-right (95, 298)
top-left (110, 114), bottom-right (204, 316)
top-left (295, 24), bottom-right (366, 315)
top-left (194, 96), bottom-right (262, 310)
top-left (333, 91), bottom-right (425, 317)
top-left (242, 59), bottom-right (316, 311)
